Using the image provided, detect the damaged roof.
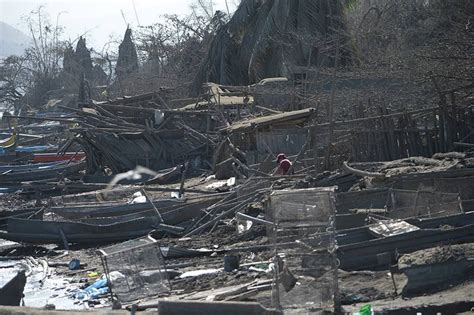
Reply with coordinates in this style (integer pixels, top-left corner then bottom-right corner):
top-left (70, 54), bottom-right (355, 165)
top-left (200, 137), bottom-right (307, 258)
top-left (223, 107), bottom-right (315, 133)
top-left (180, 83), bottom-right (255, 111)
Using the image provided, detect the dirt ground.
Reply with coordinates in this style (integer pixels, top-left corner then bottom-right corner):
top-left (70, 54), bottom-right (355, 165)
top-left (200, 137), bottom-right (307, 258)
top-left (398, 244), bottom-right (474, 267)
top-left (2, 222), bottom-right (474, 313)
top-left (338, 270), bottom-right (407, 305)
top-left (1, 175), bottom-right (474, 312)
top-left (343, 280), bottom-right (474, 314)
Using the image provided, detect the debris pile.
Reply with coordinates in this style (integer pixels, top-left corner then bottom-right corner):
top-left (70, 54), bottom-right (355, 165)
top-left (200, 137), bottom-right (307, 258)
top-left (0, 82), bottom-right (472, 314)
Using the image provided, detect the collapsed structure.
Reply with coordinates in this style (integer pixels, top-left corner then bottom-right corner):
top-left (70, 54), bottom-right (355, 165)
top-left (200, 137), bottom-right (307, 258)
top-left (0, 77), bottom-right (472, 314)
top-left (0, 0), bottom-right (473, 314)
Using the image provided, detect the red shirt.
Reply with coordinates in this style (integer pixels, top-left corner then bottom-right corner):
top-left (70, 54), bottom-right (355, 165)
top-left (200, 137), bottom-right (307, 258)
top-left (276, 159), bottom-right (292, 175)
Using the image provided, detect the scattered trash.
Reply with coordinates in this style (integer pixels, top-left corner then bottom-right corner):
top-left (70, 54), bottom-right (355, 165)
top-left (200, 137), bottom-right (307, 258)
top-left (129, 191), bottom-right (147, 204)
top-left (86, 272), bottom-right (99, 279)
top-left (0, 27), bottom-right (471, 313)
top-left (68, 259), bottom-right (81, 271)
top-left (74, 273), bottom-right (113, 300)
top-left (353, 304), bottom-right (373, 315)
top-left (180, 269), bottom-right (222, 278)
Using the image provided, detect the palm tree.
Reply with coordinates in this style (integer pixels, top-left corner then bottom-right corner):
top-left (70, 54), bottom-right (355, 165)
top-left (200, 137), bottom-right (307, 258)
top-left (191, 0), bottom-right (356, 95)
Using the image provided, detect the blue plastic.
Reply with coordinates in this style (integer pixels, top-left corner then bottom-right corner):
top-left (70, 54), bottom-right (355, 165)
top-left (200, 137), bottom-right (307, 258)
top-left (68, 259), bottom-right (81, 270)
top-left (84, 277), bottom-right (108, 293)
top-left (89, 287), bottom-right (110, 298)
top-left (75, 276), bottom-right (109, 300)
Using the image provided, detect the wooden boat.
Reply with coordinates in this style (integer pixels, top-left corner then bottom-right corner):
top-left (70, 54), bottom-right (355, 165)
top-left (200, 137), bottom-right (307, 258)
top-left (336, 188), bottom-right (389, 213)
top-left (335, 211), bottom-right (474, 247)
top-left (0, 160), bottom-right (85, 183)
top-left (79, 166), bottom-right (181, 186)
top-left (0, 161), bottom-right (64, 173)
top-left (0, 196), bottom-right (221, 244)
top-left (81, 174), bottom-right (156, 185)
top-left (0, 181), bottom-right (108, 200)
top-left (78, 202), bottom-right (203, 226)
top-left (0, 208), bottom-right (43, 229)
top-left (50, 199), bottom-right (184, 219)
top-left (33, 152), bottom-right (86, 163)
top-left (336, 187), bottom-right (462, 219)
top-left (15, 145), bottom-right (58, 153)
top-left (50, 195), bottom-right (222, 219)
top-left (336, 223), bottom-right (474, 271)
top-left (333, 211), bottom-right (474, 271)
top-left (0, 217), bottom-right (161, 245)
top-left (0, 270), bottom-right (26, 306)
top-left (146, 166), bottom-right (181, 185)
top-left (0, 152), bottom-right (34, 164)
top-left (0, 130), bottom-right (17, 150)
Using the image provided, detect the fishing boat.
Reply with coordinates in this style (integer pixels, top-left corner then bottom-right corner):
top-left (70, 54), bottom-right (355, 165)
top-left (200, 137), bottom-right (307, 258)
top-left (146, 166), bottom-right (182, 185)
top-left (77, 202), bottom-right (202, 226)
top-left (0, 196), bottom-right (217, 244)
top-left (0, 130), bottom-right (18, 150)
top-left (33, 152), bottom-right (86, 163)
top-left (15, 145), bottom-right (58, 153)
top-left (0, 217), bottom-right (161, 245)
top-left (0, 161), bottom-right (64, 173)
top-left (50, 195), bottom-right (219, 219)
top-left (81, 166), bottom-right (182, 185)
top-left (0, 160), bottom-right (85, 183)
top-left (333, 211), bottom-right (474, 271)
top-left (0, 208), bottom-right (43, 229)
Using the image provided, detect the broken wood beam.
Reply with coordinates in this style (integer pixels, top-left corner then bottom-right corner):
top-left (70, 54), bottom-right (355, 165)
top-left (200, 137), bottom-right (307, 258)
top-left (184, 194), bottom-right (262, 236)
top-left (235, 212), bottom-right (275, 227)
top-left (307, 106), bottom-right (440, 129)
top-left (143, 187), bottom-right (227, 194)
top-left (454, 142), bottom-right (474, 148)
top-left (247, 175), bottom-right (306, 180)
top-left (342, 161), bottom-right (385, 178)
top-left (141, 189), bottom-right (164, 223)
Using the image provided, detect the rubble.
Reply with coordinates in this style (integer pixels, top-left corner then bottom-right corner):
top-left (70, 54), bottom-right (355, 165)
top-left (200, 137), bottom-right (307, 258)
top-left (0, 80), bottom-right (474, 314)
top-left (398, 244), bottom-right (474, 297)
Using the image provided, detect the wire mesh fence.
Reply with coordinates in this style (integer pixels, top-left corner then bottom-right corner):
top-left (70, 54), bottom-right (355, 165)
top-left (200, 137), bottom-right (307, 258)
top-left (269, 187), bottom-right (338, 313)
top-left (387, 189), bottom-right (462, 219)
top-left (99, 235), bottom-right (170, 303)
top-left (335, 188), bottom-right (462, 220)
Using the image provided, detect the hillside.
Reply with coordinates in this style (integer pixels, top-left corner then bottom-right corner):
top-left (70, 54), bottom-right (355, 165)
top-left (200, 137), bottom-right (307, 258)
top-left (0, 21), bottom-right (30, 59)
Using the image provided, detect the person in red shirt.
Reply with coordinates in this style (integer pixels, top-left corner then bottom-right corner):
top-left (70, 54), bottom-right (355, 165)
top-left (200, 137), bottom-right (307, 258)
top-left (273, 153), bottom-right (293, 175)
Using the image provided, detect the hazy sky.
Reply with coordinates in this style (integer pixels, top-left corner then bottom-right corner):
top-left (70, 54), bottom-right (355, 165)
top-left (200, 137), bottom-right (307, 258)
top-left (0, 0), bottom-right (237, 49)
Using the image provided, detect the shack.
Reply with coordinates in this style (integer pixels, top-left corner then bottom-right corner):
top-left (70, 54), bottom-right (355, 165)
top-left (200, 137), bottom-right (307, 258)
top-left (222, 108), bottom-right (315, 164)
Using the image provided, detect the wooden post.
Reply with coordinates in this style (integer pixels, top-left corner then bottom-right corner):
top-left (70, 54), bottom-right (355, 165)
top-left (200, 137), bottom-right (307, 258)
top-left (311, 125), bottom-right (319, 174)
top-left (324, 43), bottom-right (340, 170)
top-left (141, 189), bottom-right (164, 223)
top-left (431, 75), bottom-right (449, 152)
top-left (178, 162), bottom-right (189, 198)
top-left (412, 189), bottom-right (420, 217)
